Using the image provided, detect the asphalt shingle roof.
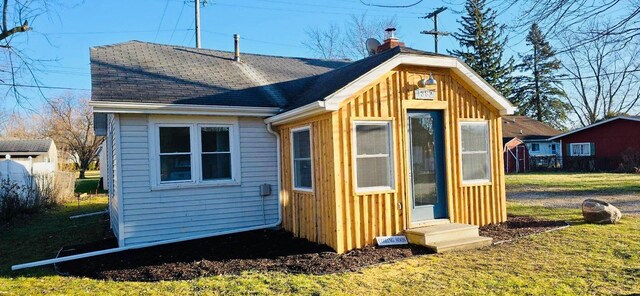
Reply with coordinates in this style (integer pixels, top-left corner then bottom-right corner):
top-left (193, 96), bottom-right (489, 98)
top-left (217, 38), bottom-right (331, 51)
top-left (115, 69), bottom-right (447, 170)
top-left (502, 115), bottom-right (561, 141)
top-left (90, 41), bottom-right (447, 110)
top-left (0, 139), bottom-right (52, 153)
top-left (90, 41), bottom-right (350, 108)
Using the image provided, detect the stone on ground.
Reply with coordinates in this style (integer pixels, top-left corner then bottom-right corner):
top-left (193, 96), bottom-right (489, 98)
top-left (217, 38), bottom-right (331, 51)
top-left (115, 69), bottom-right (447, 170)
top-left (582, 199), bottom-right (622, 224)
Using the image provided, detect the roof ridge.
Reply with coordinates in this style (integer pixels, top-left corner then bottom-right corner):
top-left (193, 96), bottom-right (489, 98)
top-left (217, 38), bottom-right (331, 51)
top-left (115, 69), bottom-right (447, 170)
top-left (91, 40), bottom-right (352, 63)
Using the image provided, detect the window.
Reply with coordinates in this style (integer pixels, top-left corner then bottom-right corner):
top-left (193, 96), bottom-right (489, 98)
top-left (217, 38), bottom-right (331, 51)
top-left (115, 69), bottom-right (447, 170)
top-left (570, 143), bottom-right (592, 156)
top-left (159, 126), bottom-right (192, 182)
top-left (291, 127), bottom-right (313, 190)
top-left (201, 127), bottom-right (232, 180)
top-left (152, 119), bottom-right (240, 188)
top-left (460, 122), bottom-right (491, 184)
top-left (530, 143), bottom-right (540, 152)
top-left (550, 143), bottom-right (557, 153)
top-left (354, 121), bottom-right (393, 191)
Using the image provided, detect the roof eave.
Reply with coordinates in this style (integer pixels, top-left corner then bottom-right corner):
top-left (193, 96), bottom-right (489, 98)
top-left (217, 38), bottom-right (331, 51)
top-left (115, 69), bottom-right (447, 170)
top-left (90, 101), bottom-right (281, 117)
top-left (548, 116), bottom-right (640, 140)
top-left (264, 101), bottom-right (338, 126)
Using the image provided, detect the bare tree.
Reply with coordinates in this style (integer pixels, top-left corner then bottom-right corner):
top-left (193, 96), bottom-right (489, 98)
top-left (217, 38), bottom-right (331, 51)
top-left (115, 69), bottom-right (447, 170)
top-left (303, 23), bottom-right (343, 59)
top-left (0, 0), bottom-right (72, 106)
top-left (560, 28), bottom-right (640, 126)
top-left (3, 94), bottom-right (104, 178)
top-left (503, 0), bottom-right (639, 52)
top-left (303, 13), bottom-right (397, 60)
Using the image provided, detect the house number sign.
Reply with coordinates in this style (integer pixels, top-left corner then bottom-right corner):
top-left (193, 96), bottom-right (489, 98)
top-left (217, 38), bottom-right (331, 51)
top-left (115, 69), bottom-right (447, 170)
top-left (414, 88), bottom-right (436, 100)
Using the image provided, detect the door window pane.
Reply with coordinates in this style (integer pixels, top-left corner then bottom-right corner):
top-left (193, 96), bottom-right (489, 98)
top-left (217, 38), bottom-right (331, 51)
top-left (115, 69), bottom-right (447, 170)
top-left (292, 129), bottom-right (312, 189)
top-left (355, 122), bottom-right (392, 190)
top-left (460, 122), bottom-right (491, 182)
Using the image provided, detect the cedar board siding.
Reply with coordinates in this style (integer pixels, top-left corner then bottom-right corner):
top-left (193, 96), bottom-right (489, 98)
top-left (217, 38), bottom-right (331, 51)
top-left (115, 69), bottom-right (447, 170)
top-left (278, 66), bottom-right (507, 253)
top-left (117, 114), bottom-right (280, 246)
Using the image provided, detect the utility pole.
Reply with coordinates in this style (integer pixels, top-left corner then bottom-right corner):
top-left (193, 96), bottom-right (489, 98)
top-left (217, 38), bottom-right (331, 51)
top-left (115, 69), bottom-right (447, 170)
top-left (195, 0), bottom-right (201, 48)
top-left (420, 7), bottom-right (449, 53)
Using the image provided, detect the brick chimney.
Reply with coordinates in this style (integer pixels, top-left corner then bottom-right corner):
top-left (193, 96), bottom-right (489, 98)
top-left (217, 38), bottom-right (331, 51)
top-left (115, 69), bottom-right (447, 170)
top-left (376, 28), bottom-right (405, 53)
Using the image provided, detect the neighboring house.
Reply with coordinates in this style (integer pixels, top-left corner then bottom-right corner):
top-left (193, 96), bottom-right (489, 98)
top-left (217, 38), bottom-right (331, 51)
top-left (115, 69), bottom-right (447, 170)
top-left (502, 116), bottom-right (561, 173)
top-left (91, 33), bottom-right (515, 254)
top-left (0, 139), bottom-right (58, 186)
top-left (0, 139), bottom-right (58, 165)
top-left (549, 116), bottom-right (640, 171)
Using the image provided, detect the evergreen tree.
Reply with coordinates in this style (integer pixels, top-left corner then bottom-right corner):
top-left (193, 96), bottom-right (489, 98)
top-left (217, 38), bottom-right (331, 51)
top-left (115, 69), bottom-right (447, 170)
top-left (450, 0), bottom-right (515, 98)
top-left (512, 23), bottom-right (570, 129)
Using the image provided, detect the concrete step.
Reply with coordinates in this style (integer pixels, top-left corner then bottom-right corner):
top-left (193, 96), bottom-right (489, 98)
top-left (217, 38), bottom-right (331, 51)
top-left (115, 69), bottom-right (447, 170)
top-left (405, 223), bottom-right (479, 245)
top-left (426, 236), bottom-right (493, 253)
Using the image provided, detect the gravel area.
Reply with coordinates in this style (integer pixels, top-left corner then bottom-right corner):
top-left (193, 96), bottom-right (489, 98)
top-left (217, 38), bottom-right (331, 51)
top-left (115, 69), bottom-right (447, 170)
top-left (507, 191), bottom-right (640, 214)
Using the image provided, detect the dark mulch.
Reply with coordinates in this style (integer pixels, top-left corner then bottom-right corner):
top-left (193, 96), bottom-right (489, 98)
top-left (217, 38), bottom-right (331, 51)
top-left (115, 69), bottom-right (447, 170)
top-left (57, 229), bottom-right (433, 281)
top-left (57, 215), bottom-right (567, 282)
top-left (480, 214), bottom-right (568, 242)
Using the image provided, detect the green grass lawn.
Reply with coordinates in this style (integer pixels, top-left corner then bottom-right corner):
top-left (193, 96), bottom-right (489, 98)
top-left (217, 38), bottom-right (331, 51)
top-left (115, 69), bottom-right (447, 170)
top-left (74, 170), bottom-right (106, 195)
top-left (0, 174), bottom-right (638, 295)
top-left (506, 172), bottom-right (640, 195)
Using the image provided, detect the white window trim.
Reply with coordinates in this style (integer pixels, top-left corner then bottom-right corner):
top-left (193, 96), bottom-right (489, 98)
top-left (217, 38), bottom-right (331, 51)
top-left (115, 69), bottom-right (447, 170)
top-left (290, 125), bottom-right (314, 192)
top-left (148, 116), bottom-right (241, 190)
top-left (352, 120), bottom-right (395, 193)
top-left (570, 142), bottom-right (591, 156)
top-left (459, 121), bottom-right (492, 185)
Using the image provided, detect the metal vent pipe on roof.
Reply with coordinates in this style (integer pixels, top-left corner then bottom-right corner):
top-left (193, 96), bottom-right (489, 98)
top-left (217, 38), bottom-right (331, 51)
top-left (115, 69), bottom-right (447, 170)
top-left (234, 34), bottom-right (240, 62)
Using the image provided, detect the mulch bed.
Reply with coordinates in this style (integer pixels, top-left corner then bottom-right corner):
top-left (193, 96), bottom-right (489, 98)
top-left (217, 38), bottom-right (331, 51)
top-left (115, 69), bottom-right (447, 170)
top-left (57, 215), bottom-right (566, 281)
top-left (479, 214), bottom-right (569, 242)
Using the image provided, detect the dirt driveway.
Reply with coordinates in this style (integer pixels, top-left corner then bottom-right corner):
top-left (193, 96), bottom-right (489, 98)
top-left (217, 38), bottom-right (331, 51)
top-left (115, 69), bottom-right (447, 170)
top-left (507, 191), bottom-right (640, 214)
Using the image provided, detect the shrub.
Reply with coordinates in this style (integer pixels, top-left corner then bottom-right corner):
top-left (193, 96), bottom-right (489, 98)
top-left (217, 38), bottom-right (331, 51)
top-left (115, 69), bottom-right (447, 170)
top-left (617, 147), bottom-right (640, 173)
top-left (0, 171), bottom-right (77, 223)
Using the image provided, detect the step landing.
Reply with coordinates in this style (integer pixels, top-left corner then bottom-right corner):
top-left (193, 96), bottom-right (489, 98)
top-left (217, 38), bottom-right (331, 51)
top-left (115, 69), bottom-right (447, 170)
top-left (405, 222), bottom-right (492, 253)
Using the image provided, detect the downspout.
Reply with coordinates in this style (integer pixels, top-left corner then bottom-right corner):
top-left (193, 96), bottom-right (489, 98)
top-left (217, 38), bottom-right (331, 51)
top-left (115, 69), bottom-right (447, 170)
top-left (12, 121), bottom-right (285, 271)
top-left (266, 121), bottom-right (283, 228)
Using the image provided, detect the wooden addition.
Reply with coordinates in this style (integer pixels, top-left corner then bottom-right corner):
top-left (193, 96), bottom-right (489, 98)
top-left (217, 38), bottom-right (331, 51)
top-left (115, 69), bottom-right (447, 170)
top-left (275, 65), bottom-right (507, 253)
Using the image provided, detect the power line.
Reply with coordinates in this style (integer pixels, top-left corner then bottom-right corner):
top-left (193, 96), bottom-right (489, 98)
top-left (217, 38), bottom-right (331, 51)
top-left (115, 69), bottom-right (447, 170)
top-left (212, 2), bottom-right (420, 19)
top-left (42, 29), bottom-right (191, 35)
top-left (0, 83), bottom-right (90, 91)
top-left (154, 0), bottom-right (171, 41)
top-left (169, 2), bottom-right (187, 43)
top-left (359, 0), bottom-right (424, 8)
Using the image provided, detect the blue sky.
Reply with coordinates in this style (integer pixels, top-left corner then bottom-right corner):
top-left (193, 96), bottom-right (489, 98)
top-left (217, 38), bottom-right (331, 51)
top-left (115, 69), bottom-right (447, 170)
top-left (4, 0), bottom-right (526, 110)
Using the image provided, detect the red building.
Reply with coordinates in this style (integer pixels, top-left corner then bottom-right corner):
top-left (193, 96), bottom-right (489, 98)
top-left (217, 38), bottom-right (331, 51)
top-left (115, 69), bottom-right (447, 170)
top-left (549, 116), bottom-right (640, 171)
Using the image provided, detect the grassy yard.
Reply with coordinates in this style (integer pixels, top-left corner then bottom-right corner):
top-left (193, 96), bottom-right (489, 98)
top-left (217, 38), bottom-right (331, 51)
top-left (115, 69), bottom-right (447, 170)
top-left (506, 172), bottom-right (640, 195)
top-left (74, 170), bottom-right (106, 195)
top-left (0, 173), bottom-right (638, 295)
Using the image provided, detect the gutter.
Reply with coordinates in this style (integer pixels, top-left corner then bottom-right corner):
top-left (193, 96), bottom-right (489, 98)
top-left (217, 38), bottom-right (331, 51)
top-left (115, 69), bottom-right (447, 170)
top-left (264, 101), bottom-right (338, 126)
top-left (90, 101), bottom-right (281, 117)
top-left (12, 123), bottom-right (285, 271)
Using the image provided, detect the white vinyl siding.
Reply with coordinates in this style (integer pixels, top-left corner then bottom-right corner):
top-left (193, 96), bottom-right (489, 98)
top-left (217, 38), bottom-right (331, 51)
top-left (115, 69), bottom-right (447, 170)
top-left (353, 121), bottom-right (393, 192)
top-left (460, 121), bottom-right (491, 184)
top-left (106, 114), bottom-right (119, 240)
top-left (570, 143), bottom-right (592, 156)
top-left (115, 115), bottom-right (279, 246)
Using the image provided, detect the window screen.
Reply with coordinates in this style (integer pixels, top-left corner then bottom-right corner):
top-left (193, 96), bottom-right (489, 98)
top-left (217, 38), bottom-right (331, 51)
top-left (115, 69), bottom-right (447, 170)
top-left (460, 122), bottom-right (491, 182)
top-left (159, 126), bottom-right (192, 182)
top-left (354, 122), bottom-right (392, 189)
top-left (292, 129), bottom-right (312, 189)
top-left (201, 127), bottom-right (232, 180)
